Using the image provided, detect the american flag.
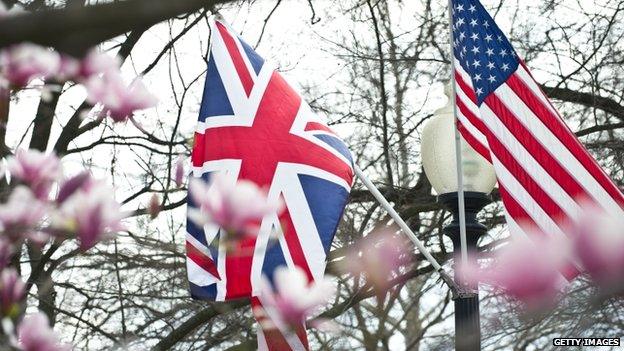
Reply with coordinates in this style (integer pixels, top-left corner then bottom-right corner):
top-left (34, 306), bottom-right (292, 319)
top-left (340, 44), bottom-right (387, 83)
top-left (451, 0), bottom-right (624, 251)
top-left (186, 18), bottom-right (353, 349)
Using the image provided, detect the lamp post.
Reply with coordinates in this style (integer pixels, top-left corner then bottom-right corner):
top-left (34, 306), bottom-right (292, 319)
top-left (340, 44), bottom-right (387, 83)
top-left (420, 87), bottom-right (496, 351)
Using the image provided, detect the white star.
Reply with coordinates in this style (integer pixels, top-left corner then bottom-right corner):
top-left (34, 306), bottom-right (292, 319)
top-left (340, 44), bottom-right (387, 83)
top-left (470, 19), bottom-right (478, 26)
top-left (456, 4), bottom-right (464, 12)
top-left (456, 17), bottom-right (465, 26)
top-left (471, 46), bottom-right (480, 54)
top-left (470, 33), bottom-right (479, 41)
top-left (501, 63), bottom-right (510, 71)
top-left (474, 74), bottom-right (482, 82)
top-left (488, 75), bottom-right (497, 83)
top-left (462, 46), bottom-right (467, 53)
top-left (460, 51), bottom-right (465, 58)
top-left (483, 21), bottom-right (490, 28)
top-left (500, 49), bottom-right (508, 57)
top-left (487, 61), bottom-right (495, 69)
top-left (476, 87), bottom-right (484, 95)
top-left (459, 31), bottom-right (466, 40)
top-left (469, 5), bottom-right (476, 13)
top-left (486, 48), bottom-right (494, 56)
top-left (472, 60), bottom-right (481, 68)
top-left (497, 35), bottom-right (503, 42)
top-left (484, 34), bottom-right (493, 42)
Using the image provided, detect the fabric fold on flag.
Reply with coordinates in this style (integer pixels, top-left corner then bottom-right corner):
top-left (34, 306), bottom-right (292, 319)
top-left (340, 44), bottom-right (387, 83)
top-left (450, 0), bottom-right (624, 248)
top-left (185, 17), bottom-right (354, 350)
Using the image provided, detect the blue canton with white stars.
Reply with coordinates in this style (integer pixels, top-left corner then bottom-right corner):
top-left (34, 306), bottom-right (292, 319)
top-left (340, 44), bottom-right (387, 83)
top-left (452, 0), bottom-right (519, 105)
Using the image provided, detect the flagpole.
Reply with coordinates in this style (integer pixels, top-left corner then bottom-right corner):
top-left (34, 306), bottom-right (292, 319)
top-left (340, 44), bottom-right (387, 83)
top-left (353, 166), bottom-right (458, 292)
top-left (446, 0), bottom-right (469, 271)
top-left (446, 1), bottom-right (482, 350)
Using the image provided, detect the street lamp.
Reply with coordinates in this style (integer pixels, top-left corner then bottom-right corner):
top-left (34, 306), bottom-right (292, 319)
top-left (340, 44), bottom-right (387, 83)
top-left (420, 86), bottom-right (496, 351)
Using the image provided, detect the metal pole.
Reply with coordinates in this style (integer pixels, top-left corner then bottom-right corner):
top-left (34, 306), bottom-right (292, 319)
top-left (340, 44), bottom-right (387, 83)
top-left (446, 0), bottom-right (469, 268)
top-left (354, 166), bottom-right (459, 292)
top-left (354, 166), bottom-right (441, 271)
top-left (446, 1), bottom-right (481, 350)
top-left (438, 191), bottom-right (491, 351)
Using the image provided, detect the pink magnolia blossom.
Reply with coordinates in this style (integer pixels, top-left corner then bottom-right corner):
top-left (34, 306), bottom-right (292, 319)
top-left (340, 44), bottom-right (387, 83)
top-left (572, 205), bottom-right (624, 289)
top-left (53, 50), bottom-right (119, 83)
top-left (188, 174), bottom-right (282, 240)
top-left (78, 50), bottom-right (119, 79)
top-left (461, 235), bottom-right (568, 310)
top-left (0, 238), bottom-right (13, 269)
top-left (0, 268), bottom-right (25, 318)
top-left (53, 178), bottom-right (125, 251)
top-left (148, 194), bottom-right (161, 219)
top-left (7, 149), bottom-right (62, 199)
top-left (56, 172), bottom-right (91, 204)
top-left (340, 229), bottom-right (407, 301)
top-left (55, 55), bottom-right (81, 82)
top-left (257, 266), bottom-right (335, 331)
top-left (0, 43), bottom-right (60, 87)
top-left (85, 73), bottom-right (157, 123)
top-left (18, 312), bottom-right (70, 351)
top-left (0, 186), bottom-right (48, 243)
top-left (174, 156), bottom-right (185, 188)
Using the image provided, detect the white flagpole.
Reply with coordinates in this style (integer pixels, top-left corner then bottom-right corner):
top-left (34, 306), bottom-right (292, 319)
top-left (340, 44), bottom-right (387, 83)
top-left (446, 0), bottom-right (469, 268)
top-left (354, 166), bottom-right (445, 273)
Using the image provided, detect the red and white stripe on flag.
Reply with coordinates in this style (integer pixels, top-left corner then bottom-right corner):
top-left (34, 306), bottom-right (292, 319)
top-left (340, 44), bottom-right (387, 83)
top-left (450, 0), bottom-right (624, 252)
top-left (252, 297), bottom-right (309, 351)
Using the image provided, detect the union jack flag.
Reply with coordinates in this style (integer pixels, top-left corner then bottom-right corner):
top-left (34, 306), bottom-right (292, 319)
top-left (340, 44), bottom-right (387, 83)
top-left (185, 18), bottom-right (353, 349)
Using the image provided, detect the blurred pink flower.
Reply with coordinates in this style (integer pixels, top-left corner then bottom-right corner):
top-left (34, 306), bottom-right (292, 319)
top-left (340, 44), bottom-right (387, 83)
top-left (341, 229), bottom-right (406, 301)
top-left (0, 268), bottom-right (25, 318)
top-left (0, 186), bottom-right (48, 243)
top-left (148, 194), bottom-right (161, 219)
top-left (7, 149), bottom-right (62, 199)
top-left (56, 172), bottom-right (91, 204)
top-left (85, 73), bottom-right (157, 122)
top-left (572, 205), bottom-right (624, 289)
top-left (258, 266), bottom-right (335, 331)
top-left (461, 235), bottom-right (568, 310)
top-left (175, 156), bottom-right (185, 187)
top-left (188, 174), bottom-right (282, 239)
top-left (18, 312), bottom-right (70, 351)
top-left (0, 43), bottom-right (60, 87)
top-left (0, 238), bottom-right (13, 269)
top-left (53, 179), bottom-right (124, 251)
top-left (54, 50), bottom-right (119, 83)
top-left (55, 55), bottom-right (81, 82)
top-left (78, 50), bottom-right (119, 79)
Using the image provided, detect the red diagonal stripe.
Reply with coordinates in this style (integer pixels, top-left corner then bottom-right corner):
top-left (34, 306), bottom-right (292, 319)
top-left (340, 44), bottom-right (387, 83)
top-left (507, 72), bottom-right (624, 206)
top-left (186, 241), bottom-right (221, 279)
top-left (215, 21), bottom-right (254, 97)
top-left (455, 70), bottom-right (477, 103)
top-left (304, 122), bottom-right (336, 135)
top-left (486, 128), bottom-right (569, 227)
top-left (251, 296), bottom-right (310, 351)
top-left (484, 93), bottom-right (589, 203)
top-left (457, 121), bottom-right (491, 162)
top-left (456, 91), bottom-right (488, 135)
top-left (497, 184), bottom-right (539, 232)
top-left (280, 206), bottom-right (314, 283)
